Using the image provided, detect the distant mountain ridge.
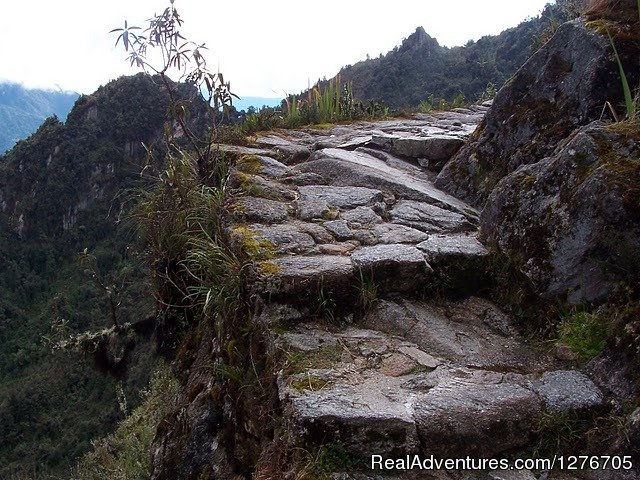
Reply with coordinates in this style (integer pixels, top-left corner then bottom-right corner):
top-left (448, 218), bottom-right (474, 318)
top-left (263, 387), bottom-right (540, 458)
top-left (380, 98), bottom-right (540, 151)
top-left (0, 82), bottom-right (78, 152)
top-left (324, 2), bottom-right (578, 107)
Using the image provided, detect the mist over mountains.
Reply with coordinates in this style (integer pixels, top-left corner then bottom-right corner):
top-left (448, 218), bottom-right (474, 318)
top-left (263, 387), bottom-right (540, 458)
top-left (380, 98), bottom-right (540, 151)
top-left (0, 83), bottom-right (78, 153)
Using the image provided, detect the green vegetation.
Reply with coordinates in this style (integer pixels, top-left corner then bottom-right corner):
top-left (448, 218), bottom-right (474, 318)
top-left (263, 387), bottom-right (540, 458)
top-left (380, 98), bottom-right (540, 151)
top-left (312, 281), bottom-right (337, 322)
top-left (585, 0), bottom-right (640, 122)
top-left (302, 441), bottom-right (362, 479)
top-left (531, 410), bottom-right (589, 457)
top-left (558, 310), bottom-right (609, 360)
top-left (283, 76), bottom-right (388, 127)
top-left (0, 73), bottom-right (182, 477)
top-left (357, 270), bottom-right (378, 312)
top-left (69, 364), bottom-right (178, 480)
top-left (325, 2), bottom-right (581, 108)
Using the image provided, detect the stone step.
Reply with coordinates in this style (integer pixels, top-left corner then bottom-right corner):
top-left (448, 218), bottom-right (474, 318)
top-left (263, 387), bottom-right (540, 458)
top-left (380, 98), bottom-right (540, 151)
top-left (255, 246), bottom-right (435, 302)
top-left (292, 148), bottom-right (477, 218)
top-left (274, 318), bottom-right (604, 466)
top-left (416, 233), bottom-right (489, 293)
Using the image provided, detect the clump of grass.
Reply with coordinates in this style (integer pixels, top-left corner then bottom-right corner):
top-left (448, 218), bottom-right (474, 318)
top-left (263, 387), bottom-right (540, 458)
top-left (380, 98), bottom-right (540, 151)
top-left (303, 441), bottom-right (362, 479)
top-left (283, 76), bottom-right (388, 128)
top-left (312, 281), bottom-right (336, 322)
top-left (531, 410), bottom-right (589, 457)
top-left (357, 269), bottom-right (377, 312)
top-left (418, 93), bottom-right (467, 113)
top-left (585, 0), bottom-right (640, 123)
top-left (557, 310), bottom-right (609, 360)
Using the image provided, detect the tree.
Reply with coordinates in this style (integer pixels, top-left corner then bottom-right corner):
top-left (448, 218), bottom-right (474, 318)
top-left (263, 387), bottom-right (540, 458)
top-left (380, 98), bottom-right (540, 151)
top-left (111, 0), bottom-right (237, 184)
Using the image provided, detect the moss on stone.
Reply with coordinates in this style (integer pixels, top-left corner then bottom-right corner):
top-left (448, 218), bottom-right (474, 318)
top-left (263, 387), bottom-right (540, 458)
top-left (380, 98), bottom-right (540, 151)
top-left (289, 373), bottom-right (330, 392)
top-left (236, 154), bottom-right (263, 174)
top-left (231, 225), bottom-right (276, 261)
top-left (257, 260), bottom-right (281, 276)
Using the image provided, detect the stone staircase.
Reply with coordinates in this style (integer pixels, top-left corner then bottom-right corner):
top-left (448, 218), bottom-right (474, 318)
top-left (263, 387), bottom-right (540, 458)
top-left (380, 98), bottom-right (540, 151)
top-left (224, 107), bottom-right (608, 479)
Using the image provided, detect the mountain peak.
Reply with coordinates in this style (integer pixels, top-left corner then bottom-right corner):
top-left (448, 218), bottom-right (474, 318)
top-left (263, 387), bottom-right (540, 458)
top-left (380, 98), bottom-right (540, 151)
top-left (400, 26), bottom-right (438, 51)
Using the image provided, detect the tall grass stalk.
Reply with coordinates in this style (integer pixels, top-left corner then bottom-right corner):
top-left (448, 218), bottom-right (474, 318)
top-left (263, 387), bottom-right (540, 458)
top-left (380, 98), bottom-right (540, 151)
top-left (608, 32), bottom-right (636, 119)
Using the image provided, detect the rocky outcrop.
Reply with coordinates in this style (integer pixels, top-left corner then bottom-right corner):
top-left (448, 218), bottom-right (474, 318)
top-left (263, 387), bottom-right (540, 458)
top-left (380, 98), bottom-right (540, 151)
top-left (480, 122), bottom-right (640, 304)
top-left (151, 111), bottom-right (617, 479)
top-left (435, 19), bottom-right (639, 207)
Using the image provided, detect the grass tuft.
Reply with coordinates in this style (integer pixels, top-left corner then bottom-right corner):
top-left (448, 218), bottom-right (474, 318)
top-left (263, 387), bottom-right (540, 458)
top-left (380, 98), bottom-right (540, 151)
top-left (557, 311), bottom-right (609, 360)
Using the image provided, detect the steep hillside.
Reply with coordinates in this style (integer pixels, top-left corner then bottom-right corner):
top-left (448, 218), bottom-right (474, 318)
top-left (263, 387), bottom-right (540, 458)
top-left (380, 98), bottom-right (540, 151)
top-left (331, 1), bottom-right (580, 107)
top-left (0, 82), bottom-right (78, 153)
top-left (0, 73), bottom-right (205, 477)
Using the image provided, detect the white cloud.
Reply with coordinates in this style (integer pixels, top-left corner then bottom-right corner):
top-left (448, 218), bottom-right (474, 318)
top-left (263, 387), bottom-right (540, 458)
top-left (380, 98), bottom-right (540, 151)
top-left (1, 0), bottom-right (554, 96)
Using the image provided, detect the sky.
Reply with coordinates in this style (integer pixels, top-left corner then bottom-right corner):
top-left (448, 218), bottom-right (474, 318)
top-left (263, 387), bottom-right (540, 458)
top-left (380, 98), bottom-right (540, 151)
top-left (1, 1), bottom-right (554, 98)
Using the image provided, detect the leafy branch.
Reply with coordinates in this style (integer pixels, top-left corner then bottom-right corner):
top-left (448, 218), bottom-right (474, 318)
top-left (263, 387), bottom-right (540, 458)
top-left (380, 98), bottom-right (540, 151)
top-left (111, 1), bottom-right (237, 184)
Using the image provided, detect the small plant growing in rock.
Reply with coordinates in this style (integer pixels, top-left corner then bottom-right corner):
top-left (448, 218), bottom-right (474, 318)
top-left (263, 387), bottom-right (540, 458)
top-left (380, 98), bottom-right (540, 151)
top-left (312, 280), bottom-right (336, 322)
top-left (357, 269), bottom-right (378, 312)
top-left (585, 0), bottom-right (640, 122)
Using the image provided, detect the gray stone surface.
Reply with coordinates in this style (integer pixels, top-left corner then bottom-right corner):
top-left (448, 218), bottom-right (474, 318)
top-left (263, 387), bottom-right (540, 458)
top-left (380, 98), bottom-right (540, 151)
top-left (295, 148), bottom-right (475, 215)
top-left (324, 220), bottom-right (353, 241)
top-left (264, 255), bottom-right (354, 294)
top-left (298, 185), bottom-right (384, 208)
top-left (236, 154), bottom-right (290, 178)
top-left (351, 244), bottom-right (430, 291)
top-left (534, 370), bottom-right (604, 412)
top-left (250, 224), bottom-right (316, 254)
top-left (341, 206), bottom-right (383, 227)
top-left (480, 123), bottom-right (640, 303)
top-left (436, 19), bottom-right (638, 206)
top-left (370, 224), bottom-right (430, 244)
top-left (219, 110), bottom-right (624, 476)
top-left (364, 299), bottom-right (539, 371)
top-left (415, 381), bottom-right (541, 457)
top-left (417, 233), bottom-right (488, 260)
top-left (232, 196), bottom-right (289, 223)
top-left (394, 135), bottom-right (464, 163)
top-left (391, 200), bottom-right (474, 233)
top-left (488, 471), bottom-right (536, 480)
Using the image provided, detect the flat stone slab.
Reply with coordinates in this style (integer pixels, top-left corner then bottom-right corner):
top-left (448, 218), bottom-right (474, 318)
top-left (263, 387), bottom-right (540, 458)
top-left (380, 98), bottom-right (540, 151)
top-left (392, 135), bottom-right (464, 161)
top-left (351, 244), bottom-right (426, 267)
top-left (534, 370), bottom-right (604, 412)
top-left (298, 185), bottom-right (384, 209)
top-left (417, 233), bottom-right (488, 260)
top-left (293, 149), bottom-right (475, 215)
top-left (250, 224), bottom-right (316, 254)
top-left (365, 299), bottom-right (542, 372)
top-left (391, 200), bottom-right (474, 233)
top-left (369, 224), bottom-right (430, 245)
top-left (236, 155), bottom-right (290, 178)
top-left (287, 375), bottom-right (421, 458)
top-left (323, 220), bottom-right (353, 241)
top-left (341, 206), bottom-right (383, 227)
top-left (232, 197), bottom-right (289, 223)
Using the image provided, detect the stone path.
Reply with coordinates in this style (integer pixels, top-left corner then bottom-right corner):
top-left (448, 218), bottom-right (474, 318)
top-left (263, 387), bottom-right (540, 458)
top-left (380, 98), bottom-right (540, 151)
top-left (224, 107), bottom-right (607, 479)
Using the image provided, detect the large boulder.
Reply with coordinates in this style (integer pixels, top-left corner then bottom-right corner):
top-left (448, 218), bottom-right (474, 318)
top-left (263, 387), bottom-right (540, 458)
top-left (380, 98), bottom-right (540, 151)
top-left (480, 123), bottom-right (640, 304)
top-left (435, 19), bottom-right (638, 207)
